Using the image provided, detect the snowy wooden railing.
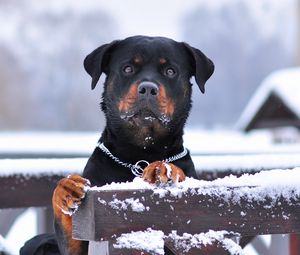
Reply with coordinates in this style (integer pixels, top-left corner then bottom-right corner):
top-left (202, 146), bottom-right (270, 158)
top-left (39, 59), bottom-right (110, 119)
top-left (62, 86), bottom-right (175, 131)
top-left (1, 153), bottom-right (300, 208)
top-left (72, 168), bottom-right (300, 255)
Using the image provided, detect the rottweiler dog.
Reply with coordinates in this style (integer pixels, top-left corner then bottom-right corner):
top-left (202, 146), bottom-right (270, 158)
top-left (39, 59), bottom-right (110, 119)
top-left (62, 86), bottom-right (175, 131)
top-left (52, 36), bottom-right (214, 255)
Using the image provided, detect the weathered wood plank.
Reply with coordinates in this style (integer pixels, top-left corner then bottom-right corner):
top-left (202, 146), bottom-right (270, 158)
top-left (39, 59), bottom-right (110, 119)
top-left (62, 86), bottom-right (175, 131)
top-left (0, 175), bottom-right (63, 208)
top-left (73, 187), bottom-right (300, 241)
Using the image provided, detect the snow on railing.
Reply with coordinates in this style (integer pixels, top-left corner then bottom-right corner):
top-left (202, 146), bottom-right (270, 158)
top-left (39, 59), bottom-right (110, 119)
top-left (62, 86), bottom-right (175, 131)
top-left (0, 158), bottom-right (84, 177)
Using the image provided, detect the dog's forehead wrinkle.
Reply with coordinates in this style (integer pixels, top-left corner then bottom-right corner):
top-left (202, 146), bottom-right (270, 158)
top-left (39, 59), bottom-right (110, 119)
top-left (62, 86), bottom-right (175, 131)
top-left (112, 38), bottom-right (182, 62)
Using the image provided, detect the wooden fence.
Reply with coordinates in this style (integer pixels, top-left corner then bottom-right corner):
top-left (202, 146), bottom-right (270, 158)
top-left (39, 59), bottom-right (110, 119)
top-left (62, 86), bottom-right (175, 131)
top-left (0, 156), bottom-right (300, 254)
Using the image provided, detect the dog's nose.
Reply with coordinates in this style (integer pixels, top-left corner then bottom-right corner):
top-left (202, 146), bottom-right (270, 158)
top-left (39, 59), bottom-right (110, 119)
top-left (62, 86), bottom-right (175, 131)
top-left (138, 81), bottom-right (159, 98)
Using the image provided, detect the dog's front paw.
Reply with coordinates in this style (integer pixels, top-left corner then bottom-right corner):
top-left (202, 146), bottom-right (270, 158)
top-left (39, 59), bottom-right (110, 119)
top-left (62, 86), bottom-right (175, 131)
top-left (52, 175), bottom-right (91, 217)
top-left (142, 161), bottom-right (186, 184)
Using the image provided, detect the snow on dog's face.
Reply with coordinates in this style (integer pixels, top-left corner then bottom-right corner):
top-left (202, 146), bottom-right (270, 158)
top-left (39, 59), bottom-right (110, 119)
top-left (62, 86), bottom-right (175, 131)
top-left (84, 36), bottom-right (214, 146)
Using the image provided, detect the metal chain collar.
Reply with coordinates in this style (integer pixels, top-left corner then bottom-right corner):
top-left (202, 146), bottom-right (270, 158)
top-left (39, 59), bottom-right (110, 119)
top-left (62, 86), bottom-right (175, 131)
top-left (97, 142), bottom-right (188, 177)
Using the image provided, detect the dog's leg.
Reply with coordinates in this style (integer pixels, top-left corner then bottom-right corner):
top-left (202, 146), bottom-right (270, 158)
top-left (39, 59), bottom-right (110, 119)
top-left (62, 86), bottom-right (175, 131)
top-left (52, 175), bottom-right (90, 255)
top-left (143, 161), bottom-right (186, 184)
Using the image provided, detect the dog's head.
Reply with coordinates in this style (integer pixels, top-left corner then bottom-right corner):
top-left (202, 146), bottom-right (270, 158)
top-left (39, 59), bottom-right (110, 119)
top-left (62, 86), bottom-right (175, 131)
top-left (84, 36), bottom-right (214, 147)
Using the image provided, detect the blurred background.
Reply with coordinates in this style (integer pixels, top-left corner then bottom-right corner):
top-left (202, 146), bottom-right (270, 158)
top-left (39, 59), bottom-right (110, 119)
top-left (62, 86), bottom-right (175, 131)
top-left (0, 0), bottom-right (300, 254)
top-left (0, 0), bottom-right (298, 131)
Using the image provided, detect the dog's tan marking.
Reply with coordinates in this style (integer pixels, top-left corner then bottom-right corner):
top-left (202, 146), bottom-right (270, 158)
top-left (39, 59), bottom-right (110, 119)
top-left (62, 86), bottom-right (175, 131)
top-left (159, 58), bottom-right (167, 65)
top-left (118, 83), bottom-right (138, 113)
top-left (133, 56), bottom-right (142, 64)
top-left (158, 85), bottom-right (175, 116)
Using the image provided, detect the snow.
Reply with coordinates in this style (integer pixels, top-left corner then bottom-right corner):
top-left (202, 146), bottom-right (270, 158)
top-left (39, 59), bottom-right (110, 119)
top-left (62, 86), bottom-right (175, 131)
top-left (99, 197), bottom-right (149, 213)
top-left (184, 129), bottom-right (300, 155)
top-left (193, 153), bottom-right (300, 172)
top-left (95, 168), bottom-right (300, 205)
top-left (0, 130), bottom-right (300, 158)
top-left (95, 168), bottom-right (300, 191)
top-left (114, 228), bottom-right (165, 255)
top-left (0, 158), bottom-right (84, 177)
top-left (0, 132), bottom-right (97, 156)
top-left (236, 67), bottom-right (300, 130)
top-left (168, 230), bottom-right (243, 254)
top-left (4, 153), bottom-right (300, 178)
top-left (114, 229), bottom-right (243, 255)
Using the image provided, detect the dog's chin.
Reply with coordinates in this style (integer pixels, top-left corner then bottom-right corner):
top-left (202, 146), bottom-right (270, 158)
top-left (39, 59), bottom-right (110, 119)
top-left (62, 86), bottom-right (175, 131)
top-left (120, 110), bottom-right (171, 128)
top-left (119, 110), bottom-right (172, 147)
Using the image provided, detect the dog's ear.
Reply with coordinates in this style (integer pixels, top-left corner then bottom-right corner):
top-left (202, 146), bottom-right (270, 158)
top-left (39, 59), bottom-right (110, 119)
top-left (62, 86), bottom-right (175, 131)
top-left (84, 40), bottom-right (119, 90)
top-left (183, 43), bottom-right (214, 94)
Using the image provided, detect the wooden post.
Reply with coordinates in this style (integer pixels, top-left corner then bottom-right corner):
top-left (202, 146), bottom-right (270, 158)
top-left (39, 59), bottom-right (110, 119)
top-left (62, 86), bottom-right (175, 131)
top-left (290, 234), bottom-right (300, 255)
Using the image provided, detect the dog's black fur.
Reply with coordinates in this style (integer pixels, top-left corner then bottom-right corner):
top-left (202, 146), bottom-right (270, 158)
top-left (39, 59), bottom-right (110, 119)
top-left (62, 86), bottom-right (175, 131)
top-left (21, 36), bottom-right (214, 255)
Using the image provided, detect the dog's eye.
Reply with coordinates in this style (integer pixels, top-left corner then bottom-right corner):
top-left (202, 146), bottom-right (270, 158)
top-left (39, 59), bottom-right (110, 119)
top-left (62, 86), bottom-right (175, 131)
top-left (123, 65), bottom-right (134, 74)
top-left (165, 67), bottom-right (176, 77)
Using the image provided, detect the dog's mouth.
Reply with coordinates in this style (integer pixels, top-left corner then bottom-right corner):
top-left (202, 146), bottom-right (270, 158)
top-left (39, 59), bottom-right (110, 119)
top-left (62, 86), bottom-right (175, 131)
top-left (120, 109), bottom-right (171, 126)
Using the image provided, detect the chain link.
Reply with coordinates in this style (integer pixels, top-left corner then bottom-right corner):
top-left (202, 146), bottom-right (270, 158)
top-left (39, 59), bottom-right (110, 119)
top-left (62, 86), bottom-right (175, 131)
top-left (164, 147), bottom-right (188, 163)
top-left (97, 142), bottom-right (188, 177)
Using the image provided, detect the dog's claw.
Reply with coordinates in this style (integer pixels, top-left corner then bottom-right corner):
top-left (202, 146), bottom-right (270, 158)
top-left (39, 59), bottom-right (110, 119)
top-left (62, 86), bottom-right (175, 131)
top-left (52, 175), bottom-right (91, 218)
